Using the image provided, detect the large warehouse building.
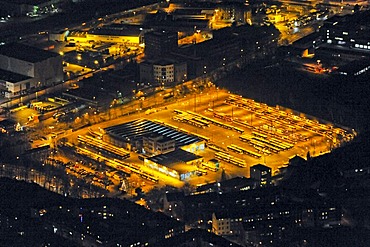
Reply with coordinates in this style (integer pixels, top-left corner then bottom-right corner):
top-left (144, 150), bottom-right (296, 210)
top-left (0, 43), bottom-right (63, 98)
top-left (66, 24), bottom-right (149, 45)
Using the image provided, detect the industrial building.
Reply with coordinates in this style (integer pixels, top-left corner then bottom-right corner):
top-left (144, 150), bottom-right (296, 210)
top-left (334, 59), bottom-right (370, 77)
top-left (320, 11), bottom-right (370, 54)
top-left (145, 148), bottom-right (203, 180)
top-left (103, 119), bottom-right (206, 180)
top-left (104, 119), bottom-right (204, 151)
top-left (66, 24), bottom-right (148, 45)
top-left (87, 24), bottom-right (147, 45)
top-left (0, 43), bottom-right (63, 98)
top-left (0, 69), bottom-right (34, 99)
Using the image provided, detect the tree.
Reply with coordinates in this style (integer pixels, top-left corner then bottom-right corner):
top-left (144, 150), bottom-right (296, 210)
top-left (135, 187), bottom-right (144, 197)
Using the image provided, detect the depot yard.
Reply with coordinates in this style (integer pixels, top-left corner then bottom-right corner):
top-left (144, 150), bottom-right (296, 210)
top-left (149, 91), bottom-right (353, 177)
top-left (67, 87), bottom-right (355, 188)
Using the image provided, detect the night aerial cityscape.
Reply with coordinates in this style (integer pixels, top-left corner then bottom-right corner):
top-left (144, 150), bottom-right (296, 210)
top-left (0, 0), bottom-right (370, 246)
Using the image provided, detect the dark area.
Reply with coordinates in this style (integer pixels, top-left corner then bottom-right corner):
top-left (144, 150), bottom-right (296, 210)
top-left (0, 0), bottom-right (158, 39)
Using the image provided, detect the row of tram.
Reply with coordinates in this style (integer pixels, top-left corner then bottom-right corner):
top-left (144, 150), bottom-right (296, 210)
top-left (173, 109), bottom-right (244, 134)
top-left (239, 131), bottom-right (293, 155)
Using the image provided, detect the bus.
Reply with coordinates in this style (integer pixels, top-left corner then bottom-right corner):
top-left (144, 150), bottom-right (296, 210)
top-left (201, 162), bottom-right (218, 172)
top-left (252, 131), bottom-right (267, 139)
top-left (233, 126), bottom-right (244, 134)
top-left (208, 143), bottom-right (226, 152)
top-left (194, 118), bottom-right (210, 127)
top-left (239, 135), bottom-right (252, 143)
top-left (229, 158), bottom-right (246, 168)
top-left (192, 133), bottom-right (211, 142)
top-left (215, 152), bottom-right (246, 168)
top-left (174, 109), bottom-right (185, 114)
top-left (227, 145), bottom-right (243, 154)
top-left (213, 112), bottom-right (225, 120)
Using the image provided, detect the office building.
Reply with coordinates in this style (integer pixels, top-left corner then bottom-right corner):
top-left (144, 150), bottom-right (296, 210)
top-left (140, 58), bottom-right (187, 86)
top-left (144, 30), bottom-right (178, 57)
top-left (250, 164), bottom-right (272, 187)
top-left (320, 11), bottom-right (370, 53)
top-left (143, 133), bottom-right (176, 156)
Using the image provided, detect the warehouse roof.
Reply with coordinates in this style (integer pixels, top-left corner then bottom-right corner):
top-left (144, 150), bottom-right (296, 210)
top-left (0, 69), bottom-right (32, 83)
top-left (0, 43), bottom-right (59, 63)
top-left (147, 149), bottom-right (202, 170)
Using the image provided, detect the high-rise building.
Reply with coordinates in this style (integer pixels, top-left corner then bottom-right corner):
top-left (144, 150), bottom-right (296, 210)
top-left (144, 30), bottom-right (178, 57)
top-left (139, 58), bottom-right (187, 86)
top-left (250, 164), bottom-right (272, 187)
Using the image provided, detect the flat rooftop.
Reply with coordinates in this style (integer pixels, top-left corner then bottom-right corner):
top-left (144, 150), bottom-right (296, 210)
top-left (104, 119), bottom-right (201, 148)
top-left (251, 164), bottom-right (271, 172)
top-left (89, 24), bottom-right (143, 37)
top-left (148, 148), bottom-right (202, 167)
top-left (0, 43), bottom-right (59, 63)
top-left (0, 69), bottom-right (32, 83)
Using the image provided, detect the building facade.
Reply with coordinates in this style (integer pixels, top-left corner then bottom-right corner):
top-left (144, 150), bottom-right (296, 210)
top-left (142, 134), bottom-right (176, 156)
top-left (250, 164), bottom-right (272, 187)
top-left (320, 11), bottom-right (370, 53)
top-left (139, 58), bottom-right (187, 86)
top-left (144, 30), bottom-right (178, 57)
top-left (0, 43), bottom-right (63, 98)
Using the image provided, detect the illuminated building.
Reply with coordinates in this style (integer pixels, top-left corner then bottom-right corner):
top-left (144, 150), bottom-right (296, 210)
top-left (0, 69), bottom-right (34, 98)
top-left (0, 178), bottom-right (185, 247)
top-left (250, 164), bottom-right (272, 187)
top-left (142, 133), bottom-right (176, 155)
top-left (218, 3), bottom-right (252, 25)
top-left (66, 24), bottom-right (148, 45)
top-left (87, 24), bottom-right (147, 45)
top-left (144, 149), bottom-right (203, 180)
top-left (320, 11), bottom-right (370, 53)
top-left (104, 119), bottom-right (205, 152)
top-left (334, 58), bottom-right (370, 77)
top-left (104, 119), bottom-right (206, 179)
top-left (152, 228), bottom-right (243, 247)
top-left (139, 58), bottom-right (187, 86)
top-left (194, 177), bottom-right (257, 195)
top-left (48, 30), bottom-right (69, 42)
